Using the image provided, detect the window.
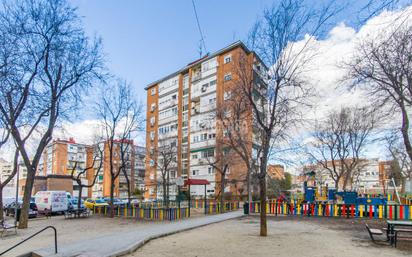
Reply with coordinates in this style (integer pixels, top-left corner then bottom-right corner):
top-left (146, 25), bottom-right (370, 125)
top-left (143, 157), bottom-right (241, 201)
top-left (150, 131), bottom-right (155, 141)
top-left (224, 73), bottom-right (232, 81)
top-left (192, 154), bottom-right (198, 159)
top-left (151, 103), bottom-right (156, 112)
top-left (224, 91), bottom-right (232, 100)
top-left (208, 167), bottom-right (214, 175)
top-left (151, 88), bottom-right (156, 95)
top-left (192, 170), bottom-right (199, 176)
top-left (224, 54), bottom-right (232, 64)
top-left (209, 80), bottom-right (217, 86)
top-left (209, 98), bottom-right (216, 105)
top-left (150, 117), bottom-right (155, 126)
top-left (201, 84), bottom-right (208, 92)
top-left (201, 149), bottom-right (214, 158)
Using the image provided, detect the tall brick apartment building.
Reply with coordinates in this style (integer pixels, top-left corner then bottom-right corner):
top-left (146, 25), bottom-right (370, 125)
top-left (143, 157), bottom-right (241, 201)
top-left (16, 138), bottom-right (145, 199)
top-left (29, 138), bottom-right (95, 197)
top-left (91, 139), bottom-right (136, 198)
top-left (144, 41), bottom-right (267, 200)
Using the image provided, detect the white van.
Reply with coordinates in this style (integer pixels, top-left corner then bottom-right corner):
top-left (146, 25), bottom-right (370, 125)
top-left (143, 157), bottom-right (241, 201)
top-left (34, 191), bottom-right (68, 213)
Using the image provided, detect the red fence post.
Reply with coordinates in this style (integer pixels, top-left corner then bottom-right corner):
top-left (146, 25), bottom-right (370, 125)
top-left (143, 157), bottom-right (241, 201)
top-left (369, 205), bottom-right (373, 218)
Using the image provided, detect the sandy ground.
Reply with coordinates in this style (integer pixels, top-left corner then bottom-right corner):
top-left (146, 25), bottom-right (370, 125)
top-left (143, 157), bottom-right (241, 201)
top-left (129, 216), bottom-right (412, 257)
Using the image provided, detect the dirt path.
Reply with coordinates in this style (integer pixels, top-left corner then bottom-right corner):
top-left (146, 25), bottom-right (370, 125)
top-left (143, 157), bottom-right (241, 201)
top-left (129, 216), bottom-right (411, 257)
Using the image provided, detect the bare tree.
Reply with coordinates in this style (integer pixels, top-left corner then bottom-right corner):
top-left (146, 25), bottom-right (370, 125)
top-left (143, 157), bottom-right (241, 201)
top-left (204, 146), bottom-right (235, 213)
top-left (69, 143), bottom-right (103, 215)
top-left (385, 132), bottom-right (412, 191)
top-left (154, 140), bottom-right (178, 207)
top-left (348, 23), bottom-right (412, 168)
top-left (307, 107), bottom-right (376, 191)
top-left (96, 79), bottom-right (142, 216)
top-left (0, 0), bottom-right (104, 228)
top-left (231, 0), bottom-right (340, 236)
top-left (215, 77), bottom-right (258, 206)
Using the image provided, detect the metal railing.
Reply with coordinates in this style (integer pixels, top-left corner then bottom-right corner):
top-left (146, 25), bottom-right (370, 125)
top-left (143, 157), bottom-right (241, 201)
top-left (0, 225), bottom-right (57, 256)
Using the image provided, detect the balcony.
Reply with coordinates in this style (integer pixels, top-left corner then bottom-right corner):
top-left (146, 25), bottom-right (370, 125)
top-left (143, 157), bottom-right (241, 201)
top-left (190, 139), bottom-right (215, 152)
top-left (192, 73), bottom-right (201, 82)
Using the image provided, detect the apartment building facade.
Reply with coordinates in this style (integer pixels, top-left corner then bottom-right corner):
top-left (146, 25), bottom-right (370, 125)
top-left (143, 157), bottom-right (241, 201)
top-left (33, 138), bottom-right (94, 197)
top-left (91, 140), bottom-right (135, 198)
top-left (134, 145), bottom-right (146, 193)
top-left (0, 158), bottom-right (17, 199)
top-left (145, 41), bottom-right (266, 200)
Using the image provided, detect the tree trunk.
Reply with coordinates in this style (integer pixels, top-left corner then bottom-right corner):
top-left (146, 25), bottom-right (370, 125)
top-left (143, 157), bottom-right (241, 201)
top-left (259, 175), bottom-right (267, 236)
top-left (19, 165), bottom-right (35, 229)
top-left (0, 187), bottom-right (4, 221)
top-left (220, 176), bottom-right (225, 213)
top-left (77, 185), bottom-right (83, 218)
top-left (400, 104), bottom-right (412, 164)
top-left (110, 177), bottom-right (115, 218)
top-left (247, 165), bottom-right (252, 208)
top-left (166, 171), bottom-right (170, 208)
top-left (162, 175), bottom-right (167, 207)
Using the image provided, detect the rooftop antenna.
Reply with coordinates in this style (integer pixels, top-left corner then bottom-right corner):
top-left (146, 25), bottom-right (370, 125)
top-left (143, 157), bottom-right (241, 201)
top-left (197, 40), bottom-right (203, 58)
top-left (191, 0), bottom-right (207, 57)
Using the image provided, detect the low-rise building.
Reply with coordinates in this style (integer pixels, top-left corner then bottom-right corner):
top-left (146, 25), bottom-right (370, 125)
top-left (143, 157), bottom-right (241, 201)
top-left (297, 158), bottom-right (382, 193)
top-left (267, 164), bottom-right (285, 180)
top-left (0, 158), bottom-right (17, 199)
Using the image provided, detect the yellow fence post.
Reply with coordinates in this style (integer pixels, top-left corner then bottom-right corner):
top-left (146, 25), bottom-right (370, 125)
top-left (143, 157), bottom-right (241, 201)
top-left (379, 205), bottom-right (383, 219)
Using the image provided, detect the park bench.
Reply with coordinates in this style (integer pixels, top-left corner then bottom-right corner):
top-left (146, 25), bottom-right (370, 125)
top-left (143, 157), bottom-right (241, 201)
top-left (64, 208), bottom-right (90, 219)
top-left (1, 219), bottom-right (17, 238)
top-left (393, 228), bottom-right (412, 247)
top-left (365, 224), bottom-right (394, 244)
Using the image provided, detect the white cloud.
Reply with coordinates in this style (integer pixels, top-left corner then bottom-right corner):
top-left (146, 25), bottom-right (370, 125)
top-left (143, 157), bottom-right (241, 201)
top-left (301, 6), bottom-right (412, 122)
top-left (280, 6), bottom-right (412, 169)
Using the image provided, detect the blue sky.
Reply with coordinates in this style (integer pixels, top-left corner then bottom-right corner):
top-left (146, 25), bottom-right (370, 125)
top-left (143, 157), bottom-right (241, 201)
top-left (70, 0), bottom-right (374, 103)
top-left (71, 0), bottom-right (276, 102)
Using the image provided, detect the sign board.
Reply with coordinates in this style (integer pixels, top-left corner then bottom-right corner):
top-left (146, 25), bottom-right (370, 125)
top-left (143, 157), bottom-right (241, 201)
top-left (176, 177), bottom-right (184, 186)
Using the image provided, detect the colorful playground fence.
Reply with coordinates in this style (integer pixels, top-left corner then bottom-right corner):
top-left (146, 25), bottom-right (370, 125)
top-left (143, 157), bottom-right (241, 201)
top-left (94, 205), bottom-right (190, 221)
top-left (202, 201), bottom-right (240, 214)
top-left (93, 201), bottom-right (240, 221)
top-left (249, 201), bottom-right (412, 220)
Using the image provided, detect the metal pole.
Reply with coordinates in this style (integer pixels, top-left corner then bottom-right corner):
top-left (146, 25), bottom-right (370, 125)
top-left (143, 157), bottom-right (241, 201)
top-left (391, 177), bottom-right (401, 204)
top-left (14, 162), bottom-right (20, 226)
top-left (248, 160), bottom-right (252, 215)
top-left (204, 184), bottom-right (207, 215)
top-left (188, 185), bottom-right (191, 217)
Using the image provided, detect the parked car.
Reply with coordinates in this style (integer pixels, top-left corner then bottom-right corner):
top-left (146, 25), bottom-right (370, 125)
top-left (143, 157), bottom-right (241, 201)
top-left (2, 197), bottom-right (15, 209)
top-left (104, 197), bottom-right (125, 206)
top-left (84, 198), bottom-right (108, 210)
top-left (34, 191), bottom-right (68, 214)
top-left (68, 198), bottom-right (85, 211)
top-left (5, 201), bottom-right (38, 220)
